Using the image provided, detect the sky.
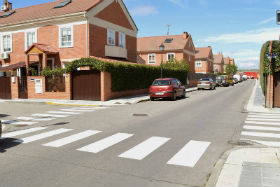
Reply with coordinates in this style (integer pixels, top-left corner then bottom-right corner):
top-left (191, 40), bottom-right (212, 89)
top-left (10, 0), bottom-right (280, 69)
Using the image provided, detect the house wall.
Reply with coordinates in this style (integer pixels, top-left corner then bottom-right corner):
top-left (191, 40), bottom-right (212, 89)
top-left (137, 51), bottom-right (185, 66)
top-left (11, 76), bottom-right (19, 99)
top-left (195, 59), bottom-right (208, 74)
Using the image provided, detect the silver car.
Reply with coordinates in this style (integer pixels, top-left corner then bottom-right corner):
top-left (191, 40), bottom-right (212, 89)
top-left (197, 78), bottom-right (216, 90)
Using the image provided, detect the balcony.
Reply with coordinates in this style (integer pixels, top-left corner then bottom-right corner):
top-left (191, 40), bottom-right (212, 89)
top-left (105, 45), bottom-right (127, 59)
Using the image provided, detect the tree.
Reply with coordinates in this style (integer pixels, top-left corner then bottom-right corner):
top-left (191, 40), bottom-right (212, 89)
top-left (225, 64), bottom-right (238, 75)
top-left (163, 58), bottom-right (190, 71)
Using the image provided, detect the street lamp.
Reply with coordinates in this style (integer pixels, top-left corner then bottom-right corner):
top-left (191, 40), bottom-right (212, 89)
top-left (159, 43), bottom-right (165, 78)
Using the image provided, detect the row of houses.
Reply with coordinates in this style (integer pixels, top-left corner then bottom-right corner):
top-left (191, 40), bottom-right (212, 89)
top-left (0, 0), bottom-right (235, 101)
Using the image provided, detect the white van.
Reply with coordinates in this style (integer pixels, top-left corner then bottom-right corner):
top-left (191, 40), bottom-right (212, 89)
top-left (233, 74), bottom-right (242, 82)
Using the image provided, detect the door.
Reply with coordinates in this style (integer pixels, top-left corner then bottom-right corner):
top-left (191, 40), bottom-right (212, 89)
top-left (72, 70), bottom-right (101, 100)
top-left (0, 77), bottom-right (11, 99)
top-left (18, 76), bottom-right (28, 99)
top-left (274, 72), bottom-right (280, 107)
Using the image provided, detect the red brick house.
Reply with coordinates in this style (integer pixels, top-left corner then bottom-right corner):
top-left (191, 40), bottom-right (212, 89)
top-left (213, 53), bottom-right (224, 73)
top-left (223, 57), bottom-right (230, 73)
top-left (0, 0), bottom-right (139, 101)
top-left (137, 32), bottom-right (196, 72)
top-left (195, 47), bottom-right (214, 74)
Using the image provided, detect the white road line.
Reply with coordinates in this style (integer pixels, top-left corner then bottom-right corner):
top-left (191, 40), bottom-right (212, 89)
top-left (246, 118), bottom-right (280, 122)
top-left (241, 131), bottom-right (280, 139)
top-left (32, 114), bottom-right (69, 118)
top-left (17, 117), bottom-right (36, 121)
top-left (1, 120), bottom-right (17, 124)
top-left (245, 121), bottom-right (280, 126)
top-left (70, 108), bottom-right (96, 111)
top-left (43, 130), bottom-right (101, 148)
top-left (244, 125), bottom-right (280, 132)
top-left (17, 117), bottom-right (53, 122)
top-left (10, 121), bottom-right (38, 125)
top-left (119, 137), bottom-right (170, 160)
top-left (60, 109), bottom-right (92, 112)
top-left (77, 133), bottom-right (134, 153)
top-left (249, 113), bottom-right (280, 116)
top-left (48, 111), bottom-right (80, 115)
top-left (14, 128), bottom-right (73, 144)
top-left (32, 118), bottom-right (56, 121)
top-left (94, 107), bottom-right (110, 110)
top-left (248, 115), bottom-right (280, 119)
top-left (167, 140), bottom-right (211, 167)
top-left (1, 127), bottom-right (47, 138)
top-left (241, 139), bottom-right (280, 147)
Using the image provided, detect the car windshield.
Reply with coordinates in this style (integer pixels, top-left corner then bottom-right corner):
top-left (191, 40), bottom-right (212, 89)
top-left (152, 80), bottom-right (171, 86)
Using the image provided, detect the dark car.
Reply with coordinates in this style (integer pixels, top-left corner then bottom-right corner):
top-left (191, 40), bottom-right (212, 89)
top-left (149, 78), bottom-right (186, 101)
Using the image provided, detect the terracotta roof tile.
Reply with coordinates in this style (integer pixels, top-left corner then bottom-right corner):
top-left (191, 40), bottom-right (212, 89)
top-left (0, 0), bottom-right (101, 26)
top-left (26, 43), bottom-right (59, 54)
top-left (195, 47), bottom-right (212, 59)
top-left (224, 57), bottom-right (230, 64)
top-left (213, 54), bottom-right (223, 64)
top-left (137, 34), bottom-right (191, 52)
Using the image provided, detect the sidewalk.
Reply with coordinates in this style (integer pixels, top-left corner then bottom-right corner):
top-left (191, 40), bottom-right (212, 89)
top-left (211, 80), bottom-right (280, 187)
top-left (0, 87), bottom-right (198, 107)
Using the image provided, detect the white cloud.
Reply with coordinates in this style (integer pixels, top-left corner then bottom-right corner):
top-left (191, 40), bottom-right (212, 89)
top-left (130, 6), bottom-right (159, 16)
top-left (259, 17), bottom-right (275, 25)
top-left (235, 57), bottom-right (259, 69)
top-left (167, 0), bottom-right (188, 8)
top-left (203, 27), bottom-right (280, 44)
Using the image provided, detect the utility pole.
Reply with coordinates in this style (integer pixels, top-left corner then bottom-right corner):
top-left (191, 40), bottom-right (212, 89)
top-left (166, 24), bottom-right (171, 36)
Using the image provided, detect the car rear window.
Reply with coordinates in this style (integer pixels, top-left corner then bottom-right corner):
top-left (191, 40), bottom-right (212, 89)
top-left (200, 78), bottom-right (210, 81)
top-left (152, 80), bottom-right (171, 86)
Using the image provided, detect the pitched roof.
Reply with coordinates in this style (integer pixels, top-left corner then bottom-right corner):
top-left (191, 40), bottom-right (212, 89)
top-left (224, 57), bottom-right (230, 64)
top-left (25, 43), bottom-right (59, 54)
top-left (195, 47), bottom-right (212, 59)
top-left (0, 0), bottom-right (101, 26)
top-left (213, 54), bottom-right (223, 64)
top-left (137, 34), bottom-right (191, 52)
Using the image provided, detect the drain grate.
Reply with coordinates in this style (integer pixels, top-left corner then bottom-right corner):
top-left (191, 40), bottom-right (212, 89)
top-left (132, 114), bottom-right (149, 117)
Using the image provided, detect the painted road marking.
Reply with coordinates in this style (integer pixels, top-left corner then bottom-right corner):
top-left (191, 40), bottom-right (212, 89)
top-left (119, 137), bottom-right (170, 160)
top-left (9, 121), bottom-right (38, 125)
top-left (77, 133), bottom-right (134, 153)
top-left (1, 127), bottom-right (47, 139)
top-left (167, 140), bottom-right (211, 167)
top-left (60, 109), bottom-right (93, 112)
top-left (43, 130), bottom-right (101, 148)
top-left (249, 113), bottom-right (280, 116)
top-left (69, 108), bottom-right (96, 111)
top-left (246, 118), bottom-right (280, 122)
top-left (245, 121), bottom-right (280, 126)
top-left (1, 120), bottom-right (17, 124)
top-left (17, 117), bottom-right (36, 121)
top-left (248, 115), bottom-right (280, 119)
top-left (241, 139), bottom-right (280, 147)
top-left (17, 116), bottom-right (55, 122)
top-left (48, 111), bottom-right (80, 115)
top-left (14, 128), bottom-right (73, 144)
top-left (241, 131), bottom-right (280, 139)
top-left (244, 125), bottom-right (280, 132)
top-left (32, 114), bottom-right (69, 118)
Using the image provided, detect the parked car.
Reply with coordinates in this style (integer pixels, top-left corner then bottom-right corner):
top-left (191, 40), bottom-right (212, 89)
top-left (0, 120), bottom-right (2, 138)
top-left (228, 78), bottom-right (235, 86)
top-left (233, 74), bottom-right (242, 83)
top-left (149, 78), bottom-right (186, 101)
top-left (217, 75), bottom-right (230, 87)
top-left (197, 78), bottom-right (216, 90)
top-left (233, 78), bottom-right (239, 84)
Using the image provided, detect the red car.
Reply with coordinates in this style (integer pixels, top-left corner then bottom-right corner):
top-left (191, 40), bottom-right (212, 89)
top-left (149, 78), bottom-right (186, 101)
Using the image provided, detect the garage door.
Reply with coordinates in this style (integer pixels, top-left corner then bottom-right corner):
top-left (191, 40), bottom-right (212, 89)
top-left (0, 77), bottom-right (11, 99)
top-left (274, 72), bottom-right (280, 108)
top-left (72, 70), bottom-right (101, 100)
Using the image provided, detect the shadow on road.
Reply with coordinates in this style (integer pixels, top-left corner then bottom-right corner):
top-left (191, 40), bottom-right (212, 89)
top-left (0, 114), bottom-right (10, 118)
top-left (0, 138), bottom-right (22, 153)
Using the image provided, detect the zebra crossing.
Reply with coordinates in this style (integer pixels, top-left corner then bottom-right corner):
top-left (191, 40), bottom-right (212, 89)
top-left (1, 127), bottom-right (211, 168)
top-left (240, 112), bottom-right (280, 147)
top-left (1, 107), bottom-right (110, 126)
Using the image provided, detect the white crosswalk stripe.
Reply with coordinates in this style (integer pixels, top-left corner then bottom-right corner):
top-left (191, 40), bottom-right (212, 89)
top-left (244, 125), bottom-right (280, 132)
top-left (9, 121), bottom-right (38, 125)
top-left (119, 137), bottom-right (170, 160)
top-left (77, 133), bottom-right (134, 153)
top-left (241, 139), bottom-right (280, 147)
top-left (249, 113), bottom-right (280, 116)
top-left (48, 111), bottom-right (80, 115)
top-left (167, 140), bottom-right (211, 167)
top-left (43, 130), bottom-right (101, 148)
top-left (1, 127), bottom-right (47, 139)
top-left (17, 116), bottom-right (55, 122)
top-left (248, 115), bottom-right (280, 119)
top-left (32, 113), bottom-right (69, 118)
top-left (245, 121), bottom-right (280, 126)
top-left (246, 118), bottom-right (280, 122)
top-left (242, 131), bottom-right (280, 139)
top-left (14, 128), bottom-right (73, 144)
top-left (60, 109), bottom-right (93, 112)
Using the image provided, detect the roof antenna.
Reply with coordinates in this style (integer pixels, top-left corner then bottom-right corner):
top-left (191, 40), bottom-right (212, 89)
top-left (166, 24), bottom-right (171, 36)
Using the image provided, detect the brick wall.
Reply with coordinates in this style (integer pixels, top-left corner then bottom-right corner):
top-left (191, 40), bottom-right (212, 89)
top-left (11, 76), bottom-right (19, 99)
top-left (101, 71), bottom-right (148, 101)
top-left (27, 75), bottom-right (71, 100)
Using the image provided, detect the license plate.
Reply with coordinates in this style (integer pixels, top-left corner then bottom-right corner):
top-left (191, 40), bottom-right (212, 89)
top-left (155, 92), bottom-right (164, 95)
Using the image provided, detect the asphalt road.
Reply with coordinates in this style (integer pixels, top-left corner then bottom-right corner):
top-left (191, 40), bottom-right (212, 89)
top-left (0, 80), bottom-right (255, 187)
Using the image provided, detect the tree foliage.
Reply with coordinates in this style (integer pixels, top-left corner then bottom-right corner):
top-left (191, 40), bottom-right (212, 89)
top-left (225, 64), bottom-right (238, 75)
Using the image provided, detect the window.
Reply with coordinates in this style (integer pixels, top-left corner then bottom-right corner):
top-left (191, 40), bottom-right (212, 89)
top-left (214, 65), bottom-right (217, 69)
top-left (2, 34), bottom-right (12, 52)
top-left (196, 60), bottom-right (202, 68)
top-left (167, 53), bottom-right (175, 61)
top-left (59, 25), bottom-right (73, 48)
top-left (25, 30), bottom-right (37, 50)
top-left (119, 32), bottom-right (126, 48)
top-left (107, 29), bottom-right (115, 46)
top-left (148, 53), bottom-right (156, 64)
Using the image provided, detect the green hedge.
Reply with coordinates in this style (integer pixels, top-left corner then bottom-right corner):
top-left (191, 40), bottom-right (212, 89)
top-left (42, 58), bottom-right (189, 92)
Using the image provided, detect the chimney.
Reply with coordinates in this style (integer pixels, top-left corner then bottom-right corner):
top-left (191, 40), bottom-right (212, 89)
top-left (183, 32), bottom-right (189, 39)
top-left (2, 0), bottom-right (12, 12)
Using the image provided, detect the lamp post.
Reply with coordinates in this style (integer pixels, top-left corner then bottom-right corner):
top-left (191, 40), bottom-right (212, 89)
top-left (159, 43), bottom-right (165, 78)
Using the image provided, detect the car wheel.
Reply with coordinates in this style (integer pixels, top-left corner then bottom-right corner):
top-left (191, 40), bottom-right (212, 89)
top-left (171, 93), bottom-right (177, 101)
top-left (182, 91), bottom-right (186, 98)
